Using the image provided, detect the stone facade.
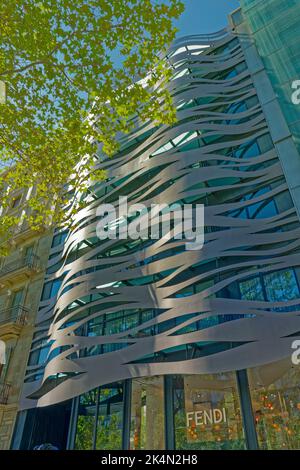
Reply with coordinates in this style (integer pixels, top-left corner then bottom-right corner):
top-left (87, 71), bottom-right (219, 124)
top-left (0, 187), bottom-right (52, 449)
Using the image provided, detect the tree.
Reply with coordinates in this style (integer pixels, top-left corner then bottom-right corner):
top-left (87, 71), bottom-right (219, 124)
top-left (0, 0), bottom-right (184, 247)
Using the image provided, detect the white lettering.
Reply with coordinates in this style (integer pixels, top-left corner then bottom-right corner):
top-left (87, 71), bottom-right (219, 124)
top-left (291, 340), bottom-right (300, 365)
top-left (186, 408), bottom-right (227, 428)
top-left (292, 80), bottom-right (300, 105)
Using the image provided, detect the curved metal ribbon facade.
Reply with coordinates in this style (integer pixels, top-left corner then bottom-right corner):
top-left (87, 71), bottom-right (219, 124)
top-left (21, 31), bottom-right (300, 408)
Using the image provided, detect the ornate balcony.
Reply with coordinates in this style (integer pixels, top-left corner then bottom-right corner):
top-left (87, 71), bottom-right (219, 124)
top-left (0, 382), bottom-right (11, 405)
top-left (0, 254), bottom-right (41, 285)
top-left (0, 305), bottom-right (29, 339)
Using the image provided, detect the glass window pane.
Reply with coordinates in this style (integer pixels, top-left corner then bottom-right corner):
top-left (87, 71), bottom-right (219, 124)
top-left (74, 389), bottom-right (97, 450)
top-left (11, 289), bottom-right (24, 307)
top-left (264, 269), bottom-right (299, 303)
top-left (96, 383), bottom-right (123, 450)
top-left (239, 277), bottom-right (264, 301)
top-left (248, 362), bottom-right (300, 449)
top-left (173, 373), bottom-right (246, 450)
top-left (130, 376), bottom-right (165, 450)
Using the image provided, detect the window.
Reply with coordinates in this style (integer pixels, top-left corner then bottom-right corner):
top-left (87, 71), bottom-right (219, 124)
top-left (240, 277), bottom-right (264, 301)
top-left (11, 289), bottom-right (24, 308)
top-left (24, 245), bottom-right (34, 262)
top-left (239, 269), bottom-right (300, 310)
top-left (51, 231), bottom-right (68, 248)
top-left (41, 279), bottom-right (62, 300)
top-left (234, 141), bottom-right (260, 159)
top-left (248, 363), bottom-right (300, 449)
top-left (172, 373), bottom-right (246, 450)
top-left (130, 376), bottom-right (165, 450)
top-left (74, 383), bottom-right (124, 450)
top-left (0, 345), bottom-right (13, 381)
top-left (229, 187), bottom-right (278, 220)
top-left (264, 270), bottom-right (299, 305)
top-left (96, 384), bottom-right (123, 449)
top-left (28, 339), bottom-right (54, 366)
top-left (75, 389), bottom-right (97, 450)
top-left (11, 195), bottom-right (22, 210)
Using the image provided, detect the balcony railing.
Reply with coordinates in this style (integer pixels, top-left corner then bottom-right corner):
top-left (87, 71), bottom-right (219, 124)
top-left (0, 305), bottom-right (29, 327)
top-left (0, 382), bottom-right (11, 405)
top-left (0, 254), bottom-right (41, 278)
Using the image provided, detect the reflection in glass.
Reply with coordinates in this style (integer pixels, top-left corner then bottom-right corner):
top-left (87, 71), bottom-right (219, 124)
top-left (96, 383), bottom-right (123, 450)
top-left (239, 269), bottom-right (300, 312)
top-left (264, 270), bottom-right (299, 305)
top-left (240, 277), bottom-right (264, 301)
top-left (173, 373), bottom-right (246, 450)
top-left (130, 376), bottom-right (165, 450)
top-left (74, 389), bottom-right (97, 449)
top-left (249, 362), bottom-right (300, 450)
top-left (74, 383), bottom-right (124, 449)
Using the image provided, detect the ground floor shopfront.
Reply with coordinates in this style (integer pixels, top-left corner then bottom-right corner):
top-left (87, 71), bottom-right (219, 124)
top-left (14, 359), bottom-right (300, 450)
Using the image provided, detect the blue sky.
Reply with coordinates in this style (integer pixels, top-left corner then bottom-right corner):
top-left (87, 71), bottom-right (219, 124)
top-left (174, 0), bottom-right (240, 37)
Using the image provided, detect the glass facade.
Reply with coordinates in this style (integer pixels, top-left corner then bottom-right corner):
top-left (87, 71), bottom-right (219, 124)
top-left (240, 0), bottom-right (300, 152)
top-left (16, 365), bottom-right (295, 450)
top-left (15, 367), bottom-right (300, 450)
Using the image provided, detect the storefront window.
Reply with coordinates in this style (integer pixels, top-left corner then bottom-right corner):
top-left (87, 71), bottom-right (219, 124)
top-left (74, 382), bottom-right (124, 449)
top-left (248, 362), bottom-right (300, 449)
top-left (73, 366), bottom-right (300, 450)
top-left (172, 373), bottom-right (246, 449)
top-left (95, 384), bottom-right (123, 449)
top-left (74, 389), bottom-right (97, 449)
top-left (130, 376), bottom-right (165, 450)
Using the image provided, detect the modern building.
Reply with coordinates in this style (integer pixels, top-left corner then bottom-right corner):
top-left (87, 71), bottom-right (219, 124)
top-left (10, 1), bottom-right (300, 450)
top-left (0, 187), bottom-right (52, 449)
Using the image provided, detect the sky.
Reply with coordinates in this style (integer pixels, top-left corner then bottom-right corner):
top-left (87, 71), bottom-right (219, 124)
top-left (174, 0), bottom-right (240, 37)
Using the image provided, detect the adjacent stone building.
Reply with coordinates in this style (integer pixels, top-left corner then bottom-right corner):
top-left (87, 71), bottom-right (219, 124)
top-left (0, 186), bottom-right (52, 449)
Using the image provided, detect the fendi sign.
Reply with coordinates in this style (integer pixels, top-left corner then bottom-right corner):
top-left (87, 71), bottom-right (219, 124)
top-left (186, 408), bottom-right (227, 427)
